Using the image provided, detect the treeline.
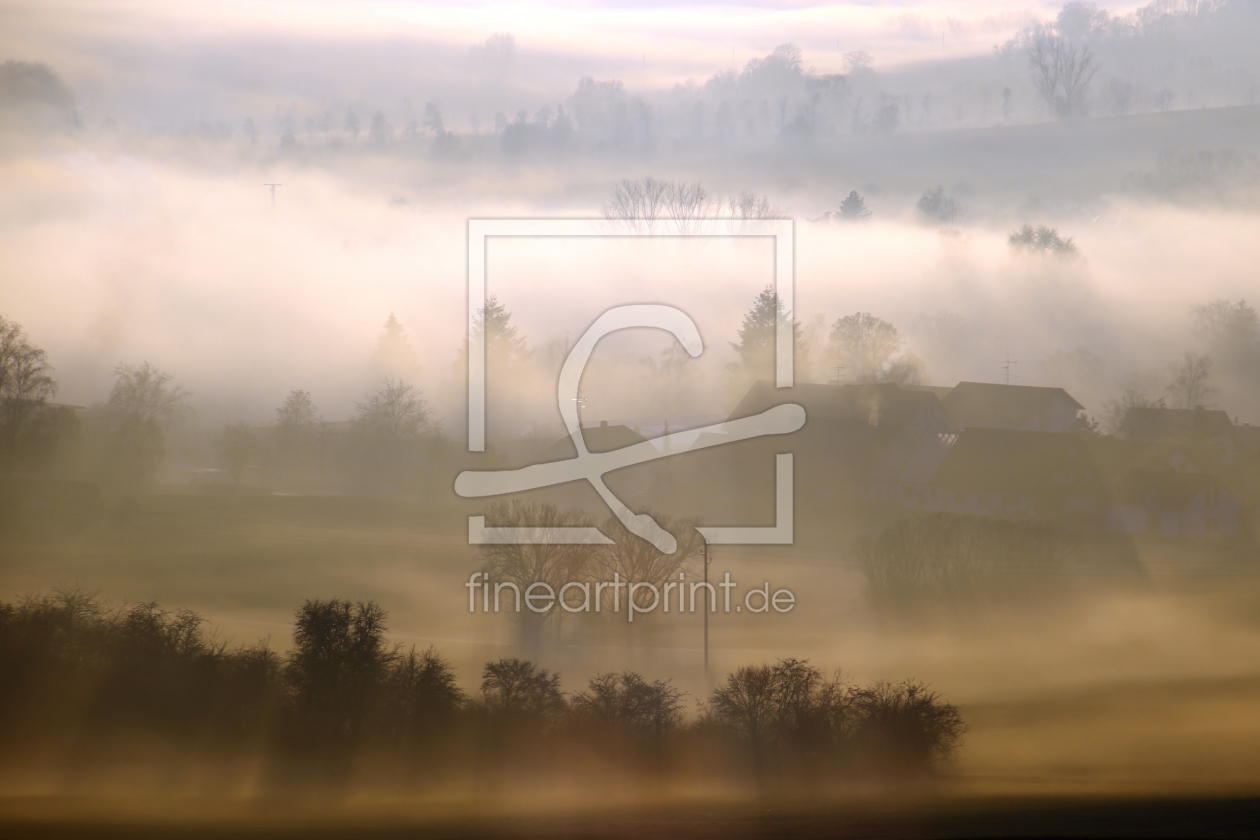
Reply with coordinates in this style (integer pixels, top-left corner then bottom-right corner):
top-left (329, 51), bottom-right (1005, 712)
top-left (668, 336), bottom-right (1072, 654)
top-left (0, 593), bottom-right (964, 794)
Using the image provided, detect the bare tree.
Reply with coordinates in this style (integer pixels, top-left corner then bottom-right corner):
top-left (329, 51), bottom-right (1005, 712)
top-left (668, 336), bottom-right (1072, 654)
top-left (1166, 351), bottom-right (1214, 408)
top-left (0, 315), bottom-right (57, 473)
top-left (604, 176), bottom-right (670, 233)
top-left (1026, 29), bottom-right (1099, 119)
top-left (593, 513), bottom-right (704, 613)
top-left (102, 362), bottom-right (190, 485)
top-left (479, 501), bottom-right (600, 648)
top-left (571, 671), bottom-right (684, 744)
top-left (663, 180), bottom-right (716, 235)
top-left (916, 186), bottom-right (961, 225)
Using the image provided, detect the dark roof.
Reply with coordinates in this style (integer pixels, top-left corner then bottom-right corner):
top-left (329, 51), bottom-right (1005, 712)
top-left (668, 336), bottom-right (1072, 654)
top-left (941, 382), bottom-right (1083, 430)
top-left (729, 381), bottom-right (950, 431)
top-left (929, 427), bottom-right (1101, 495)
top-left (546, 423), bottom-right (648, 458)
top-left (1123, 407), bottom-right (1235, 441)
top-left (1112, 469), bottom-right (1229, 508)
top-left (1084, 437), bottom-right (1202, 483)
top-left (901, 384), bottom-right (955, 400)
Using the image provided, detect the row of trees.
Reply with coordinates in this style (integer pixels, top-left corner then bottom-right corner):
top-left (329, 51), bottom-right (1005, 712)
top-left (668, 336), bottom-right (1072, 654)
top-left (0, 592), bottom-right (965, 790)
top-left (479, 502), bottom-right (705, 647)
top-left (732, 288), bottom-right (923, 385)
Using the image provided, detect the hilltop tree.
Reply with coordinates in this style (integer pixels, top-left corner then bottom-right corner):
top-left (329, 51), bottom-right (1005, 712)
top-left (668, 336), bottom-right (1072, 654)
top-left (0, 315), bottom-right (57, 473)
top-left (834, 190), bottom-right (872, 221)
top-left (1024, 28), bottom-right (1098, 119)
top-left (368, 110), bottom-right (389, 146)
top-left (730, 286), bottom-right (803, 373)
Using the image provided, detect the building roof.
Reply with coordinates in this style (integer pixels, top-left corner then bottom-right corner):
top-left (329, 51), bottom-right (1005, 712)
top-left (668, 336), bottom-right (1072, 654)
top-left (1111, 469), bottom-right (1228, 508)
top-left (1084, 437), bottom-right (1203, 483)
top-left (729, 381), bottom-right (951, 431)
top-left (546, 422), bottom-right (648, 459)
top-left (941, 382), bottom-right (1083, 431)
top-left (928, 427), bottom-right (1101, 495)
top-left (1123, 407), bottom-right (1235, 441)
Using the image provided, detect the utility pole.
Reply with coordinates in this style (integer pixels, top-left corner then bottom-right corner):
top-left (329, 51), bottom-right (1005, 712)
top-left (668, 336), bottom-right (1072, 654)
top-left (702, 539), bottom-right (711, 675)
top-left (263, 183), bottom-right (282, 210)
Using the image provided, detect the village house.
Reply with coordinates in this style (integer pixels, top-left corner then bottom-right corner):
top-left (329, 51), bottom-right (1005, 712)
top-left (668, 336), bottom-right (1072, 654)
top-left (941, 382), bottom-right (1084, 434)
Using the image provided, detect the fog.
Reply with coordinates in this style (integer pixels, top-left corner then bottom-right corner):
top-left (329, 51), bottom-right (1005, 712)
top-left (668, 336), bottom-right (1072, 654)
top-left (3, 0), bottom-right (1260, 832)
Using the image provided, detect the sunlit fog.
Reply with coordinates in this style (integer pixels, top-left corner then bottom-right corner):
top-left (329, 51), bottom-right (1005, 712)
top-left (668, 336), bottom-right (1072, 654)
top-left (2, 0), bottom-right (1260, 836)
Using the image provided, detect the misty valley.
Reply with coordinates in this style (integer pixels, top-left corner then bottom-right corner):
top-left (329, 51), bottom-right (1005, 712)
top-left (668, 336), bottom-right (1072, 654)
top-left (3, 0), bottom-right (1260, 837)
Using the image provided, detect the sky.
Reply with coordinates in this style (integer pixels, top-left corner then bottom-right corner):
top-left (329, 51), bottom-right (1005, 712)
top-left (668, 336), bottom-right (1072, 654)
top-left (1, 0), bottom-right (1154, 112)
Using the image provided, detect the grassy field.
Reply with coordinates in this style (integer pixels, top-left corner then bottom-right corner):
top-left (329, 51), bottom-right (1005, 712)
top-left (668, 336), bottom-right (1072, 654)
top-left (5, 491), bottom-right (1260, 811)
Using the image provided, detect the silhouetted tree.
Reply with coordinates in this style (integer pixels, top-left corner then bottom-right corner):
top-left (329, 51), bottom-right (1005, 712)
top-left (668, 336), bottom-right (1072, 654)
top-left (370, 313), bottom-right (421, 383)
top-left (1166, 351), bottom-right (1214, 408)
top-left (0, 315), bottom-right (57, 473)
top-left (479, 501), bottom-right (598, 648)
top-left (594, 512), bottom-right (703, 616)
top-left (287, 599), bottom-right (394, 763)
top-left (833, 190), bottom-right (871, 221)
top-left (572, 672), bottom-right (684, 755)
top-left (1100, 386), bottom-right (1165, 437)
top-left (1024, 28), bottom-right (1098, 119)
top-left (916, 186), bottom-right (961, 224)
top-left (828, 312), bottom-right (921, 384)
top-left (730, 285), bottom-right (803, 373)
top-left (1009, 224), bottom-right (1077, 256)
top-left (101, 362), bottom-right (189, 486)
top-left (851, 680), bottom-right (965, 774)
